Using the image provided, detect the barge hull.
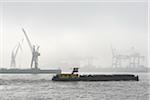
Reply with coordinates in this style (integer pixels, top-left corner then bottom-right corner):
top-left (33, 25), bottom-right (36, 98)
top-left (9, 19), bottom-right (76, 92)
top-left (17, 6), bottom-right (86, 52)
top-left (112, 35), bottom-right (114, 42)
top-left (52, 74), bottom-right (139, 81)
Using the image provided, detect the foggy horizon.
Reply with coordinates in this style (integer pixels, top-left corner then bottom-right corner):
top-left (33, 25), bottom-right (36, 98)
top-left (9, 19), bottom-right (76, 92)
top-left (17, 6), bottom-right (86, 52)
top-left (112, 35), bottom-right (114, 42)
top-left (0, 0), bottom-right (149, 69)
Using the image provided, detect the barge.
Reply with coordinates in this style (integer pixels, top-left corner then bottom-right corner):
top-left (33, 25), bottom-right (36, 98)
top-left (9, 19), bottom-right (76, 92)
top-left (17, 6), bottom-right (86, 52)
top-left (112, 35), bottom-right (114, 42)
top-left (52, 68), bottom-right (139, 81)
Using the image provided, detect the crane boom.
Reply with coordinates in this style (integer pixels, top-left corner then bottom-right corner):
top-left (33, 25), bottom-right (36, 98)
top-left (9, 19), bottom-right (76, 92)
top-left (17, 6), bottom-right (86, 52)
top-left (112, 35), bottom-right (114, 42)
top-left (14, 42), bottom-right (20, 58)
top-left (22, 28), bottom-right (33, 52)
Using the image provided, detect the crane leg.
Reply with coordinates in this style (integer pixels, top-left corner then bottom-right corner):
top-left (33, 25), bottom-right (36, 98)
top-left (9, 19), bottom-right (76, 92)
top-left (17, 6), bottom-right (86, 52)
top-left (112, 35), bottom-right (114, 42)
top-left (31, 56), bottom-right (34, 69)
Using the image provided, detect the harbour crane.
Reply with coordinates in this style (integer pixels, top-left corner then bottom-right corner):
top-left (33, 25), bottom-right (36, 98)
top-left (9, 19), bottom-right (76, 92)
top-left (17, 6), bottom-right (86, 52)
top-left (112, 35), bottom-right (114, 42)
top-left (10, 40), bottom-right (23, 67)
top-left (111, 46), bottom-right (145, 68)
top-left (22, 28), bottom-right (40, 69)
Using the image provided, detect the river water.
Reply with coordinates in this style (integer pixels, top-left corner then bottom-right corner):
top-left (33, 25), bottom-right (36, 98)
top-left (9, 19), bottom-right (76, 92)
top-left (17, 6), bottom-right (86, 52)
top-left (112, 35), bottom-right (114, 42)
top-left (0, 73), bottom-right (149, 100)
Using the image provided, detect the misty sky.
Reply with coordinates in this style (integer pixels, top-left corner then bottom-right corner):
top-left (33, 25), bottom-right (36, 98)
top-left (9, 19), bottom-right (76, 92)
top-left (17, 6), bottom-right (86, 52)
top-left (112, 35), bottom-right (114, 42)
top-left (0, 0), bottom-right (149, 69)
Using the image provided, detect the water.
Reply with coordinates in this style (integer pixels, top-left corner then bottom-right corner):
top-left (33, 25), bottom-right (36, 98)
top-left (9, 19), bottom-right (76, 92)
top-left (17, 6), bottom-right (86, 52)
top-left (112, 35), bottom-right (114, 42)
top-left (0, 73), bottom-right (149, 100)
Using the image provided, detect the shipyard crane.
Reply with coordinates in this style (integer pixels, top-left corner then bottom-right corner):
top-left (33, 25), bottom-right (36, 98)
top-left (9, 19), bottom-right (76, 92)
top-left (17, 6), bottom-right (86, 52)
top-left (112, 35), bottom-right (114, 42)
top-left (10, 40), bottom-right (23, 67)
top-left (22, 28), bottom-right (40, 69)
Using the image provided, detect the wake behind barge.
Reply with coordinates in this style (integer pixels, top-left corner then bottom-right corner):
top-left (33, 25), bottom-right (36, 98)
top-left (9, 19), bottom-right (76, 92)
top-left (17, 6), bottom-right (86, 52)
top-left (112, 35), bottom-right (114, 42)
top-left (52, 68), bottom-right (139, 81)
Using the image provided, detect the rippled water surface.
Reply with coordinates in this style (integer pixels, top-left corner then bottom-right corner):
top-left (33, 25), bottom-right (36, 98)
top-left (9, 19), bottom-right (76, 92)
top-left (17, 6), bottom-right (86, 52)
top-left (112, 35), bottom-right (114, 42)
top-left (0, 73), bottom-right (149, 100)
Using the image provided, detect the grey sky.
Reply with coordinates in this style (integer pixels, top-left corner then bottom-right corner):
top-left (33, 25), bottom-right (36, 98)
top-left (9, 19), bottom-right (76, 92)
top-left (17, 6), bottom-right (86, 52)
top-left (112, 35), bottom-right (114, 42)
top-left (0, 0), bottom-right (149, 69)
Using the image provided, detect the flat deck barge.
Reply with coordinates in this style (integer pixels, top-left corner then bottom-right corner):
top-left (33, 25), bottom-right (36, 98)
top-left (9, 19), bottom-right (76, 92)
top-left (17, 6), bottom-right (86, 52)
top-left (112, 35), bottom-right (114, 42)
top-left (52, 68), bottom-right (139, 81)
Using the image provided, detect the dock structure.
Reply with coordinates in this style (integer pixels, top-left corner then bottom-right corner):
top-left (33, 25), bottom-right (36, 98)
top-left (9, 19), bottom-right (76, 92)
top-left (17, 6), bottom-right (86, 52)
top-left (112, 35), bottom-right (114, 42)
top-left (0, 68), bottom-right (61, 74)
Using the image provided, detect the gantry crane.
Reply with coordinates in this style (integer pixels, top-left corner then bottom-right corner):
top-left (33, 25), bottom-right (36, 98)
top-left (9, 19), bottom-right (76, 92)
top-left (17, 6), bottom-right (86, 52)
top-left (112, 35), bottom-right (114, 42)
top-left (111, 46), bottom-right (144, 68)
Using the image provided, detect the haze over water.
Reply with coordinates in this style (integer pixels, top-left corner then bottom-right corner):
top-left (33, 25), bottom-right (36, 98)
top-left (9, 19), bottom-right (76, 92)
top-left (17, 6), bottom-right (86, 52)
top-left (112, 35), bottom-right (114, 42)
top-left (0, 0), bottom-right (148, 69)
